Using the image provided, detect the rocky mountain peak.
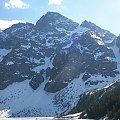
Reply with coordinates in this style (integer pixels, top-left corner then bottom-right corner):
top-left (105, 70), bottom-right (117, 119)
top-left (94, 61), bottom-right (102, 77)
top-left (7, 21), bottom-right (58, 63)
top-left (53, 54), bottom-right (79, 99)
top-left (5, 22), bottom-right (34, 33)
top-left (35, 12), bottom-right (79, 32)
top-left (81, 20), bottom-right (108, 33)
top-left (81, 20), bottom-right (95, 29)
top-left (81, 20), bottom-right (116, 42)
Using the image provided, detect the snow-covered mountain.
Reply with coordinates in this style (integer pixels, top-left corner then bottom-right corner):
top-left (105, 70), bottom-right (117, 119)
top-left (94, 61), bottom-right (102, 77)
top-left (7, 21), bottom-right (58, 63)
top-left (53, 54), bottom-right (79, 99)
top-left (0, 12), bottom-right (120, 118)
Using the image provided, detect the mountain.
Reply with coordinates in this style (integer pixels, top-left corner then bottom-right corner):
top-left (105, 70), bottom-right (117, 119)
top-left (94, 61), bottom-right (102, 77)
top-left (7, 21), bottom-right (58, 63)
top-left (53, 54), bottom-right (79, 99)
top-left (0, 12), bottom-right (120, 118)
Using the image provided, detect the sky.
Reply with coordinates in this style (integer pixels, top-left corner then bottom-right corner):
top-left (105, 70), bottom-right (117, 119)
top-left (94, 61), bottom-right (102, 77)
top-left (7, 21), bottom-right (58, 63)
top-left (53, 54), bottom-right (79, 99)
top-left (0, 0), bottom-right (120, 35)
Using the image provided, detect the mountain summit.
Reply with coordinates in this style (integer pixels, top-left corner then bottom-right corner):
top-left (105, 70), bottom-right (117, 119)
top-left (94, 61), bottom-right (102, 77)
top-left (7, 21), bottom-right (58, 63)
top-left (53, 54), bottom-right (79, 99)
top-left (35, 12), bottom-right (79, 32)
top-left (81, 20), bottom-right (116, 41)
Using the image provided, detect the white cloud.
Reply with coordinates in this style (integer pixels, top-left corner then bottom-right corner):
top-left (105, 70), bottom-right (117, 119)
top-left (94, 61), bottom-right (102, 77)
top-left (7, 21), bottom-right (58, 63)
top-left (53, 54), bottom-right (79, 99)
top-left (48, 0), bottom-right (63, 5)
top-left (0, 20), bottom-right (25, 30)
top-left (5, 0), bottom-right (30, 9)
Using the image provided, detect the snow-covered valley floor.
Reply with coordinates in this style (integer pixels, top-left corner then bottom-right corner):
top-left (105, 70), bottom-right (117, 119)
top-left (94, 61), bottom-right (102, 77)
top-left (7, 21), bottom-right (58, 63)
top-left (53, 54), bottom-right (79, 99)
top-left (0, 113), bottom-right (84, 120)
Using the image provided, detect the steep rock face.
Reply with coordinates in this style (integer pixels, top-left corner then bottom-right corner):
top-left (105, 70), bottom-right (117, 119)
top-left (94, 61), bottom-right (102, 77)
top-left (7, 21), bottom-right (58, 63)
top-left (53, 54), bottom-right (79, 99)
top-left (29, 73), bottom-right (44, 90)
top-left (45, 30), bottom-right (118, 92)
top-left (79, 32), bottom-right (117, 77)
top-left (116, 36), bottom-right (120, 53)
top-left (0, 12), bottom-right (120, 117)
top-left (0, 23), bottom-right (36, 90)
top-left (81, 20), bottom-right (116, 46)
top-left (35, 12), bottom-right (79, 32)
top-left (0, 12), bottom-right (80, 91)
top-left (0, 23), bottom-right (34, 49)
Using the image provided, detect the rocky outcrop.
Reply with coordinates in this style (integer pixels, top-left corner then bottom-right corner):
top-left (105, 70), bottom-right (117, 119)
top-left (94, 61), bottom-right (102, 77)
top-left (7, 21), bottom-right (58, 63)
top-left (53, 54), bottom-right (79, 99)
top-left (35, 12), bottom-right (79, 32)
top-left (116, 36), bottom-right (120, 53)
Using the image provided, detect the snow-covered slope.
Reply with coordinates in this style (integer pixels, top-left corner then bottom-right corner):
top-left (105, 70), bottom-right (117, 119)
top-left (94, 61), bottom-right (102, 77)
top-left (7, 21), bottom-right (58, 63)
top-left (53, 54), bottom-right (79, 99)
top-left (0, 12), bottom-right (120, 118)
top-left (0, 75), bottom-right (118, 117)
top-left (0, 113), bottom-right (83, 120)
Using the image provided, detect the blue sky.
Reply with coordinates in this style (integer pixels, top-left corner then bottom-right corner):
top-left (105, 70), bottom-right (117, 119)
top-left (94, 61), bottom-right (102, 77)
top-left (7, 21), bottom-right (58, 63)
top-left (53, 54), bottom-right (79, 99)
top-left (0, 0), bottom-right (120, 35)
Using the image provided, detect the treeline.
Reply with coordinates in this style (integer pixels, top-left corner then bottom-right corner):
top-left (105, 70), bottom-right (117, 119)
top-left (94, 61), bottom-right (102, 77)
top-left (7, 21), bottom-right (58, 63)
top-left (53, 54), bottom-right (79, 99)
top-left (70, 80), bottom-right (120, 119)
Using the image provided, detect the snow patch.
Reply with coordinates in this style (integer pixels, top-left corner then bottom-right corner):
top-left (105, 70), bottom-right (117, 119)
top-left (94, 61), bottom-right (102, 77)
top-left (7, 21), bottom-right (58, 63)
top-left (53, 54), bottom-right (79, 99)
top-left (63, 41), bottom-right (73, 49)
top-left (71, 26), bottom-right (89, 35)
top-left (6, 61), bottom-right (14, 65)
top-left (56, 28), bottom-right (66, 32)
top-left (94, 52), bottom-right (104, 60)
top-left (21, 45), bottom-right (31, 49)
top-left (0, 49), bottom-right (11, 62)
top-left (90, 31), bottom-right (104, 45)
top-left (31, 66), bottom-right (43, 73)
top-left (105, 40), bottom-right (114, 44)
top-left (31, 57), bottom-right (54, 73)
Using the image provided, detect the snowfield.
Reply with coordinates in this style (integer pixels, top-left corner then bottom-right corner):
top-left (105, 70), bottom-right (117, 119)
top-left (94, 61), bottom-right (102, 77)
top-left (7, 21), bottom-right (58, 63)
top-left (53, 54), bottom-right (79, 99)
top-left (0, 72), bottom-right (119, 117)
top-left (0, 113), bottom-right (84, 120)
